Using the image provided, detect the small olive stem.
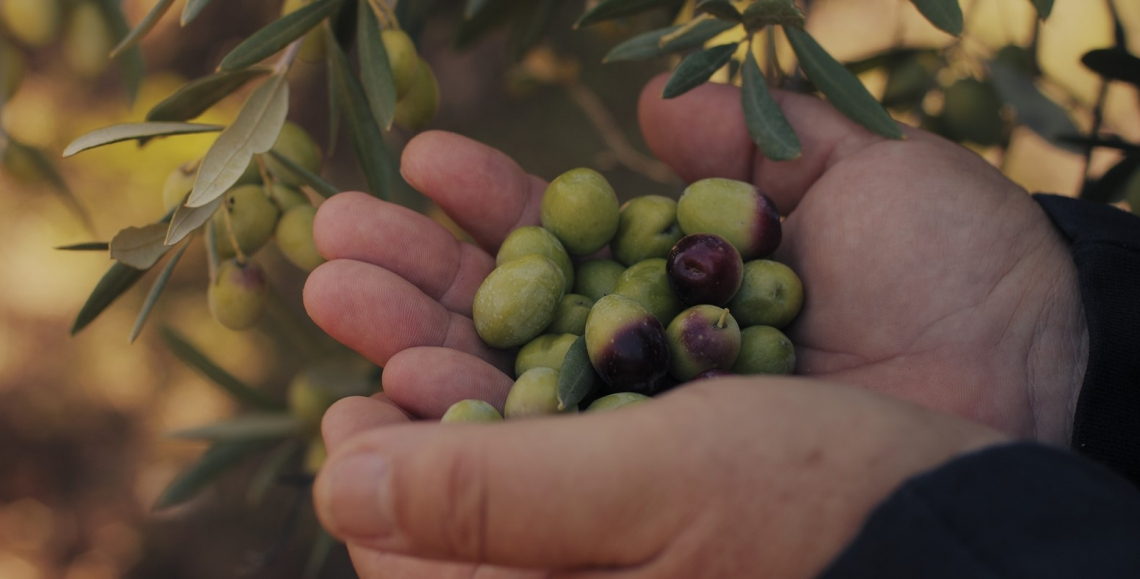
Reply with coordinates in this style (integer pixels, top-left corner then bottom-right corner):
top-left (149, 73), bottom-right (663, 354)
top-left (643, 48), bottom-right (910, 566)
top-left (204, 220), bottom-right (221, 282)
top-left (219, 201), bottom-right (248, 265)
top-left (765, 27), bottom-right (785, 87)
top-left (255, 154), bottom-right (278, 205)
top-left (717, 308), bottom-right (730, 329)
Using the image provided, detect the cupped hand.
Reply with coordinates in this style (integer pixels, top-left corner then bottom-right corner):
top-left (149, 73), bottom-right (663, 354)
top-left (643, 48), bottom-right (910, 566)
top-left (304, 75), bottom-right (1086, 443)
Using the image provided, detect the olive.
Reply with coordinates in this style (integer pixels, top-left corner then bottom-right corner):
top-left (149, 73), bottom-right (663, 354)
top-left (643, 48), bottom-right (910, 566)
top-left (584, 294), bottom-right (670, 395)
top-left (676, 178), bottom-right (782, 260)
top-left (586, 392), bottom-right (650, 412)
top-left (611, 195), bottom-right (683, 266)
top-left (733, 326), bottom-right (796, 375)
top-left (574, 259), bottom-right (625, 302)
top-left (540, 168), bottom-right (620, 256)
top-left (665, 305), bottom-right (741, 381)
top-left (727, 260), bottom-right (803, 329)
top-left (473, 254), bottom-right (565, 348)
top-left (515, 333), bottom-right (578, 378)
top-left (208, 259), bottom-right (269, 331)
top-left (611, 258), bottom-right (683, 324)
top-left (504, 367), bottom-right (575, 418)
top-left (276, 205), bottom-right (324, 272)
top-left (546, 294), bottom-right (594, 335)
top-left (497, 226), bottom-right (574, 293)
top-left (441, 399), bottom-right (503, 423)
top-left (666, 233), bottom-right (744, 307)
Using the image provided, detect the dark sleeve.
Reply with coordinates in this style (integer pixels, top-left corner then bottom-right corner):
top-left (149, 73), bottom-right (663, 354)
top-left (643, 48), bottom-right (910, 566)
top-left (1032, 194), bottom-right (1140, 485)
top-left (820, 443), bottom-right (1140, 579)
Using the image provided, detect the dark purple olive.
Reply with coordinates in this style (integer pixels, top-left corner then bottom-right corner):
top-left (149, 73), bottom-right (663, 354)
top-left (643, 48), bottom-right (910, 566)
top-left (584, 294), bottom-right (671, 395)
top-left (665, 305), bottom-right (742, 381)
top-left (666, 233), bottom-right (744, 306)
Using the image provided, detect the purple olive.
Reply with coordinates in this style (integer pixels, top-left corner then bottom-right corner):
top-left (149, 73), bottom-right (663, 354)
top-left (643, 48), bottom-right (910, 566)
top-left (665, 305), bottom-right (742, 381)
top-left (666, 233), bottom-right (744, 306)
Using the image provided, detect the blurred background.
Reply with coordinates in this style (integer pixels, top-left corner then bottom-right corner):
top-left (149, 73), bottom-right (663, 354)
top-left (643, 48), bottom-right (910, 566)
top-left (0, 0), bottom-right (1137, 577)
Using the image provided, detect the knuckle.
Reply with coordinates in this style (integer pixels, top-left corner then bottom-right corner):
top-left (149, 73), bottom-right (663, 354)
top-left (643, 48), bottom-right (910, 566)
top-left (436, 448), bottom-right (491, 559)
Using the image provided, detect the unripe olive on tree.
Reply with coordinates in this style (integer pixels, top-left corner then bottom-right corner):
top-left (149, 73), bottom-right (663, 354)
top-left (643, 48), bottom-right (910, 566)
top-left (263, 121), bottom-right (322, 188)
top-left (1, 0), bottom-right (62, 47)
top-left (268, 183), bottom-right (310, 212)
top-left (212, 185), bottom-right (280, 259)
top-left (208, 259), bottom-right (269, 331)
top-left (381, 28), bottom-right (419, 98)
top-left (940, 78), bottom-right (1005, 147)
top-left (276, 205), bottom-right (324, 272)
top-left (62, 1), bottom-right (113, 78)
top-left (281, 0), bottom-right (325, 63)
top-left (393, 57), bottom-right (439, 132)
top-left (287, 357), bottom-right (376, 432)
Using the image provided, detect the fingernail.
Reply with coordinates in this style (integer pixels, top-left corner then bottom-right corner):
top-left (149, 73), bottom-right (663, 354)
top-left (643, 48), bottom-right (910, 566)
top-left (319, 453), bottom-right (395, 538)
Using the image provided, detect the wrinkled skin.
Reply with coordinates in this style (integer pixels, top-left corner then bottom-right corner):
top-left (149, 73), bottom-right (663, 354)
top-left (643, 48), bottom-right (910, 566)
top-left (303, 75), bottom-right (1087, 577)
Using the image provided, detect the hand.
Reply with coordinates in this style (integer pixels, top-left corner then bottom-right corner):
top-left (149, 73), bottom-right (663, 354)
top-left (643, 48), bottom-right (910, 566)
top-left (313, 379), bottom-right (1006, 578)
top-left (304, 75), bottom-right (1087, 443)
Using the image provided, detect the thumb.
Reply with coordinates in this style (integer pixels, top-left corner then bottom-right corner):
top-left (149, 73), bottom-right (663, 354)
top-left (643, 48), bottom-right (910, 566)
top-left (312, 401), bottom-right (696, 569)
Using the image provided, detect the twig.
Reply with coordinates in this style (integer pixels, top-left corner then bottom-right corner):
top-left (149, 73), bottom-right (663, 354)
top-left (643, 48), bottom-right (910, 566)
top-left (563, 83), bottom-right (677, 184)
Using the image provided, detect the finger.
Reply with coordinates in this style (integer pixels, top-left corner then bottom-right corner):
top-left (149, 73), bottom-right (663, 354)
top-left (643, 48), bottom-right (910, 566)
top-left (383, 347), bottom-right (515, 419)
top-left (313, 397), bottom-right (696, 569)
top-left (348, 546), bottom-right (545, 579)
top-left (638, 74), bottom-right (889, 215)
top-left (401, 131), bottom-right (548, 252)
top-left (314, 191), bottom-right (496, 317)
top-left (322, 394), bottom-right (410, 453)
top-left (304, 259), bottom-right (512, 373)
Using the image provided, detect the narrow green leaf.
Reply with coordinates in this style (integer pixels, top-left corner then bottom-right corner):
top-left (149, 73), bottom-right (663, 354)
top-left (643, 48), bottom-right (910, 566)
top-left (246, 439), bottom-right (301, 507)
top-left (95, 0), bottom-right (144, 104)
top-left (326, 33), bottom-right (392, 199)
top-left (742, 51), bottom-right (801, 161)
top-left (356, 1), bottom-right (397, 130)
top-left (908, 0), bottom-right (963, 36)
top-left (1030, 0), bottom-right (1053, 20)
top-left (267, 150), bottom-right (340, 198)
top-left (110, 223), bottom-right (173, 269)
top-left (465, 0), bottom-right (494, 19)
top-left (111, 0), bottom-right (177, 58)
top-left (785, 27), bottom-right (903, 139)
top-left (989, 61), bottom-right (1082, 153)
top-left (165, 196), bottom-right (221, 246)
top-left (4, 139), bottom-right (94, 233)
top-left (146, 68), bottom-right (271, 122)
top-left (71, 262), bottom-right (145, 335)
top-left (556, 336), bottom-right (597, 411)
top-left (161, 326), bottom-right (285, 410)
top-left (169, 414), bottom-right (303, 442)
top-left (303, 529), bottom-right (337, 579)
top-left (63, 122), bottom-right (223, 157)
top-left (697, 0), bottom-right (742, 22)
top-left (1081, 48), bottom-right (1140, 87)
top-left (508, 0), bottom-right (559, 60)
top-left (454, 0), bottom-right (515, 49)
top-left (1058, 135), bottom-right (1139, 153)
top-left (186, 76), bottom-right (289, 208)
top-left (218, 0), bottom-right (346, 72)
top-left (153, 440), bottom-right (268, 510)
top-left (662, 43), bottom-right (738, 99)
top-left (129, 241), bottom-right (188, 343)
top-left (55, 242), bottom-right (110, 251)
top-left (605, 19), bottom-right (737, 62)
top-left (181, 0), bottom-right (217, 26)
top-left (576, 0), bottom-right (675, 28)
top-left (742, 0), bottom-right (805, 31)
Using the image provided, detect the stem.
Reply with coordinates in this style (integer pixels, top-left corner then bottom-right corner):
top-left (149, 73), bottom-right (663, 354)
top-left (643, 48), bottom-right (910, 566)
top-left (204, 220), bottom-right (220, 282)
top-left (1083, 81), bottom-right (1109, 187)
top-left (564, 82), bottom-right (676, 184)
top-left (717, 308), bottom-right (729, 329)
top-left (219, 201), bottom-right (248, 265)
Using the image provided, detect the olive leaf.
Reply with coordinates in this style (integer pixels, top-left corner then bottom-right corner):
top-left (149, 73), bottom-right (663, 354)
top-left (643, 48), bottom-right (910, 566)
top-left (326, 31), bottom-right (392, 200)
top-left (161, 326), bottom-right (285, 410)
top-left (742, 50), bottom-right (801, 161)
top-left (71, 262), bottom-right (146, 335)
top-left (129, 241), bottom-right (189, 343)
top-left (988, 60), bottom-right (1082, 154)
top-left (169, 414), bottom-right (303, 442)
top-left (219, 0), bottom-right (347, 71)
top-left (146, 68), bottom-right (271, 122)
top-left (110, 223), bottom-right (174, 270)
top-left (94, 0), bottom-right (144, 104)
top-left (186, 75), bottom-right (289, 208)
top-left (662, 43), bottom-right (738, 99)
top-left (455, 0), bottom-right (517, 49)
top-left (246, 439), bottom-right (301, 507)
top-left (4, 139), bottom-right (94, 233)
top-left (1059, 135), bottom-right (1139, 153)
top-left (785, 27), bottom-right (903, 139)
top-left (508, 0), bottom-right (559, 61)
top-left (907, 0), bottom-right (963, 37)
top-left (556, 336), bottom-right (597, 411)
top-left (605, 19), bottom-right (737, 62)
top-left (576, 0), bottom-right (677, 28)
top-left (356, 0), bottom-right (397, 130)
top-left (111, 0), bottom-right (176, 58)
top-left (55, 242), bottom-right (110, 251)
top-left (267, 150), bottom-right (340, 198)
top-left (181, 0), bottom-right (217, 25)
top-left (1030, 0), bottom-right (1053, 20)
top-left (153, 440), bottom-right (270, 511)
top-left (63, 122), bottom-right (223, 157)
top-left (465, 0), bottom-right (495, 19)
top-left (742, 0), bottom-right (805, 31)
top-left (1081, 48), bottom-right (1140, 87)
top-left (697, 0), bottom-right (742, 22)
top-left (165, 196), bottom-right (221, 246)
top-left (1081, 153), bottom-right (1140, 204)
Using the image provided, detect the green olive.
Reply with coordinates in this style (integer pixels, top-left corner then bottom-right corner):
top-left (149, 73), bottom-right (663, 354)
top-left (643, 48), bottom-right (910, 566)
top-left (504, 367), bottom-right (575, 418)
top-left (574, 259), bottom-right (625, 302)
top-left (268, 183), bottom-right (310, 212)
top-left (264, 121), bottom-right (322, 188)
top-left (276, 205), bottom-right (324, 272)
top-left (393, 58), bottom-right (439, 132)
top-left (586, 392), bottom-right (650, 412)
top-left (382, 28), bottom-right (419, 99)
top-left (727, 260), bottom-right (803, 329)
top-left (515, 333), bottom-right (577, 378)
top-left (282, 0), bottom-right (326, 63)
top-left (611, 258), bottom-right (683, 324)
top-left (208, 259), bottom-right (269, 331)
top-left (540, 168), bottom-right (620, 256)
top-left (304, 437), bottom-right (327, 473)
top-left (441, 399), bottom-right (503, 423)
top-left (1, 0), bottom-right (62, 47)
top-left (547, 293), bottom-right (593, 335)
top-left (677, 178), bottom-right (782, 260)
top-left (941, 78), bottom-right (1005, 147)
top-left (288, 356), bottom-right (377, 431)
top-left (611, 195), bottom-right (683, 266)
top-left (473, 254), bottom-right (565, 348)
top-left (497, 226), bottom-right (574, 293)
top-left (212, 185), bottom-right (280, 258)
top-left (732, 325), bottom-right (795, 375)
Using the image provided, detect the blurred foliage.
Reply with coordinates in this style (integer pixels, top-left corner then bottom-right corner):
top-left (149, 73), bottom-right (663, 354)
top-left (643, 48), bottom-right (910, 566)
top-left (0, 0), bottom-right (1139, 577)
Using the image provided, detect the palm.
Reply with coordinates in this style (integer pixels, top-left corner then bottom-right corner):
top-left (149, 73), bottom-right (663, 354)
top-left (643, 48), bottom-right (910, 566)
top-left (304, 77), bottom-right (1079, 441)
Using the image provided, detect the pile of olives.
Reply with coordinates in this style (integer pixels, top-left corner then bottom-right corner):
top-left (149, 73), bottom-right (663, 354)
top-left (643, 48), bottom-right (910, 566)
top-left (443, 168), bottom-right (803, 423)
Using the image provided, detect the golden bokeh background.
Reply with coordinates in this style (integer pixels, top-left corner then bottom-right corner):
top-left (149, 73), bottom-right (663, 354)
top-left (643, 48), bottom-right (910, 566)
top-left (0, 0), bottom-right (1136, 577)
